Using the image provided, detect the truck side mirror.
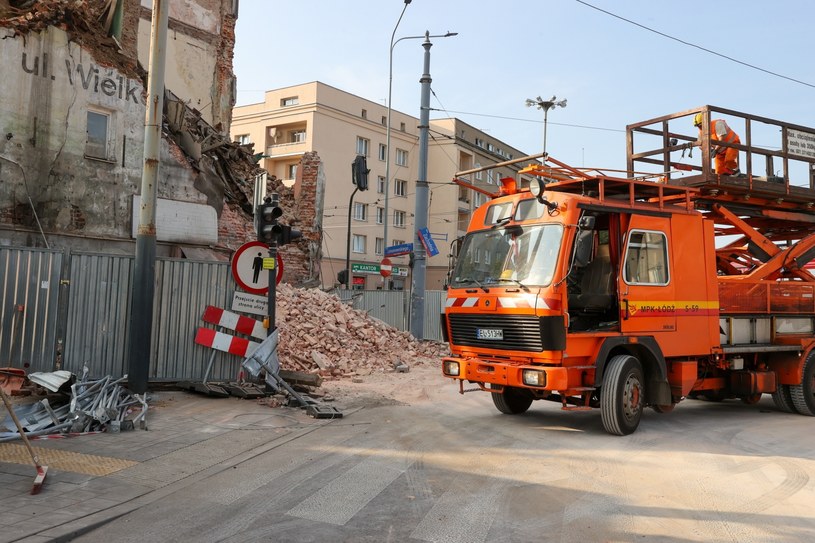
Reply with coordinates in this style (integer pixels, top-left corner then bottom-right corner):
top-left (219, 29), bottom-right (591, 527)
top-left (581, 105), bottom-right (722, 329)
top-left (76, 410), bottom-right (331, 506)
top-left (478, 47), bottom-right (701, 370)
top-left (573, 229), bottom-right (594, 268)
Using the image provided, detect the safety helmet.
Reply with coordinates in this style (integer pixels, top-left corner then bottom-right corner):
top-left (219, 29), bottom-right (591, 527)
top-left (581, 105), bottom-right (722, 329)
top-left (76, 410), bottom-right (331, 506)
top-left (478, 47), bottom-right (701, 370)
top-left (693, 113), bottom-right (703, 127)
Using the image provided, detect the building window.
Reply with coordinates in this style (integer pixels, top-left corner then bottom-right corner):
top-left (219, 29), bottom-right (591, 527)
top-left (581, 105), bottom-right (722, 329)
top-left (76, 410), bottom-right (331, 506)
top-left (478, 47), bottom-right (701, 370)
top-left (352, 234), bottom-right (367, 253)
top-left (377, 176), bottom-right (385, 194)
top-left (395, 179), bottom-right (407, 197)
top-left (376, 206), bottom-right (385, 225)
top-left (381, 116), bottom-right (387, 125)
top-left (378, 143), bottom-right (387, 161)
top-left (356, 136), bottom-right (370, 156)
top-left (400, 122), bottom-right (406, 132)
top-left (361, 109), bottom-right (367, 119)
top-left (281, 96), bottom-right (299, 107)
top-left (475, 163), bottom-right (482, 180)
top-left (396, 148), bottom-right (408, 167)
top-left (86, 110), bottom-right (110, 160)
top-left (394, 210), bottom-right (406, 228)
top-left (353, 202), bottom-right (368, 221)
top-left (290, 130), bottom-right (306, 143)
top-left (457, 210), bottom-right (470, 231)
top-left (234, 134), bottom-right (251, 145)
top-left (287, 164), bottom-right (298, 179)
top-left (487, 170), bottom-right (495, 184)
top-left (458, 186), bottom-right (469, 203)
top-left (392, 238), bottom-right (405, 246)
top-left (375, 237), bottom-right (384, 255)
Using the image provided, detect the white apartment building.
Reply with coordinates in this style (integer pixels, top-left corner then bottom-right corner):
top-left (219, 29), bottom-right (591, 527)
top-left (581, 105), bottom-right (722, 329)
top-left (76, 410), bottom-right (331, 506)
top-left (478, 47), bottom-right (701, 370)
top-left (231, 82), bottom-right (533, 290)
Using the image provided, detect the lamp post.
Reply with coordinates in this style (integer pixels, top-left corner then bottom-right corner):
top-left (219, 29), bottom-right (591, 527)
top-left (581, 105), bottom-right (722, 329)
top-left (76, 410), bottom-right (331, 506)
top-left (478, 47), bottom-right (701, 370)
top-left (385, 15), bottom-right (457, 286)
top-left (525, 95), bottom-right (567, 156)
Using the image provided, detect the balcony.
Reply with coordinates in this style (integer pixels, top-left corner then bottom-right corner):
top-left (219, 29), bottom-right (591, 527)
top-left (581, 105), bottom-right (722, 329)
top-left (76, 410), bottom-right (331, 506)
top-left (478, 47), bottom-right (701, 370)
top-left (265, 140), bottom-right (309, 158)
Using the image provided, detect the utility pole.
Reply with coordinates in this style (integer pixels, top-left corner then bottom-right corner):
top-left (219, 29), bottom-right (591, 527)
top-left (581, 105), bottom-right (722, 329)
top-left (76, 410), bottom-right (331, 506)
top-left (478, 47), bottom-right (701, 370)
top-left (127, 0), bottom-right (168, 394)
top-left (410, 32), bottom-right (433, 339)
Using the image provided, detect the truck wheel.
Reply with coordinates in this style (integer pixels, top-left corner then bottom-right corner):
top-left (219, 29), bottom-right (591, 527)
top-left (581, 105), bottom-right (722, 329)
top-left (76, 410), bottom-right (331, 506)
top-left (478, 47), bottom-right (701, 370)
top-left (790, 353), bottom-right (815, 416)
top-left (601, 355), bottom-right (644, 436)
top-left (491, 386), bottom-right (533, 415)
top-left (772, 385), bottom-right (796, 413)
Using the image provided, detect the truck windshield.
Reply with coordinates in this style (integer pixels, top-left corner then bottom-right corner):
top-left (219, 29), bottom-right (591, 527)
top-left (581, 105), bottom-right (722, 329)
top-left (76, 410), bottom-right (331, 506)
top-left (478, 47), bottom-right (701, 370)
top-left (450, 224), bottom-right (563, 288)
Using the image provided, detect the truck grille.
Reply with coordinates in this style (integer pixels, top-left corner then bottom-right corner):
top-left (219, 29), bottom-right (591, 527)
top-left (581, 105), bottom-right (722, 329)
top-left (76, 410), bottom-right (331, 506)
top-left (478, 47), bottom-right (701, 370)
top-left (448, 314), bottom-right (544, 352)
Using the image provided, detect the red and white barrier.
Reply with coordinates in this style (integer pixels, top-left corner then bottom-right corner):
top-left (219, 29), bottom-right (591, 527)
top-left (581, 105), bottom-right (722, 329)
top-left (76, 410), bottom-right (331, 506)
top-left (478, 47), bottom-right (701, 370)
top-left (195, 327), bottom-right (260, 357)
top-left (202, 306), bottom-right (266, 340)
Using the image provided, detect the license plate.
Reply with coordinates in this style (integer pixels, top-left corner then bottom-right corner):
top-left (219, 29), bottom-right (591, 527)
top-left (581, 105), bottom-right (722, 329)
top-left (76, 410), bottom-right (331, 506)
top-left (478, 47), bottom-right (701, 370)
top-left (476, 328), bottom-right (503, 340)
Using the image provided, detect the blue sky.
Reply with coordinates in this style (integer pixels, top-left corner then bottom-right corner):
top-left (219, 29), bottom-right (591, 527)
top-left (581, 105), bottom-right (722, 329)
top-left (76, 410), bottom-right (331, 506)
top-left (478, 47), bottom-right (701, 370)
top-left (233, 1), bottom-right (814, 173)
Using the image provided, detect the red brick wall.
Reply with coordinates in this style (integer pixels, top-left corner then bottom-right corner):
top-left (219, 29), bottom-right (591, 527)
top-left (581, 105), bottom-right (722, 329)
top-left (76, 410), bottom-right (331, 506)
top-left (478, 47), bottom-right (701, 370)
top-left (217, 152), bottom-right (323, 287)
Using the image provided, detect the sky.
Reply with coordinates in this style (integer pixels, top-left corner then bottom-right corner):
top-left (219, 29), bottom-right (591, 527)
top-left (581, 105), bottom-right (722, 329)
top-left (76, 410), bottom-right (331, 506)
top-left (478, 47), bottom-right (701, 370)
top-left (233, 0), bottom-right (815, 174)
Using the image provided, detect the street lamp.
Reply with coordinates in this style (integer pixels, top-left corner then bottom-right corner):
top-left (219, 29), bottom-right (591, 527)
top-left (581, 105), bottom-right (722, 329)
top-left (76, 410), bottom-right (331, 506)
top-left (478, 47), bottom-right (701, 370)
top-left (525, 95), bottom-right (567, 156)
top-left (385, 10), bottom-right (457, 283)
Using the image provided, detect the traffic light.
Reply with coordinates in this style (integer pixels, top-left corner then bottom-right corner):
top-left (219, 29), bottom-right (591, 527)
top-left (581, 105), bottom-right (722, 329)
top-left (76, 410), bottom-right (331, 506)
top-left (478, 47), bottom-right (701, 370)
top-left (352, 155), bottom-right (369, 191)
top-left (277, 224), bottom-right (302, 246)
top-left (256, 199), bottom-right (283, 243)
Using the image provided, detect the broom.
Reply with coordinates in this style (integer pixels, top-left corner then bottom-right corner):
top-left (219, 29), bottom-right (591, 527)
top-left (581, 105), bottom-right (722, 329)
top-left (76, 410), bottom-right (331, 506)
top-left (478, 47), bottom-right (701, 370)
top-left (0, 386), bottom-right (48, 494)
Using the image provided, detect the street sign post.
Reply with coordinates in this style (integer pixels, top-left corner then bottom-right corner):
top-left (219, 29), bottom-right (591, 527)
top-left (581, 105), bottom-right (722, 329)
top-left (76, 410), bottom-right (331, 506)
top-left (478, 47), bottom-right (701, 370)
top-left (384, 243), bottom-right (413, 257)
top-left (417, 227), bottom-right (439, 257)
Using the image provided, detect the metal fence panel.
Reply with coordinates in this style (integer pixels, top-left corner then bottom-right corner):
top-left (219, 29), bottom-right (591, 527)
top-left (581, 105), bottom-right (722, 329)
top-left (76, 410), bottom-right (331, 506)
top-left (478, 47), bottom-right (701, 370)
top-left (423, 290), bottom-right (446, 342)
top-left (63, 253), bottom-right (133, 376)
top-left (0, 246), bottom-right (61, 371)
top-left (152, 258), bottom-right (237, 382)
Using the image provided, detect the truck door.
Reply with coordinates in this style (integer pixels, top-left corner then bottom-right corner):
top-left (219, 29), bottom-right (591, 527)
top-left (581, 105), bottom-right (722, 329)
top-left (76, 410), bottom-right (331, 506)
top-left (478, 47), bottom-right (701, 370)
top-left (619, 215), bottom-right (676, 334)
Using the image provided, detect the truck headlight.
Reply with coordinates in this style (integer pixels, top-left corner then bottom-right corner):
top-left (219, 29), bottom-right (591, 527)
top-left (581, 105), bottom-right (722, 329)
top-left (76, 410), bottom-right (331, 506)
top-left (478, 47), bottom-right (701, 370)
top-left (443, 360), bottom-right (460, 376)
top-left (522, 369), bottom-right (546, 387)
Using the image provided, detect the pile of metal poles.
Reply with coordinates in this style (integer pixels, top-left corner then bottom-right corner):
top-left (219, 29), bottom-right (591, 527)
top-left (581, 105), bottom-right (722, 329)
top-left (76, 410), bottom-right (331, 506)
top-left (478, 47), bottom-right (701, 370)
top-left (0, 373), bottom-right (149, 442)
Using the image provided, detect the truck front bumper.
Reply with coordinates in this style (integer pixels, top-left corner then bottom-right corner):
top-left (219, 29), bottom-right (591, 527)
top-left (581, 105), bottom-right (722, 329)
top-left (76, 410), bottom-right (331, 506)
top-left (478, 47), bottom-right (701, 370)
top-left (442, 356), bottom-right (579, 391)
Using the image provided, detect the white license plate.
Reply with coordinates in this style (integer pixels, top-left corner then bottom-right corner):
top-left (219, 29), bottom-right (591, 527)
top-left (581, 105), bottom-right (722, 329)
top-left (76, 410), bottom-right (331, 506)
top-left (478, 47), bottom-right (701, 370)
top-left (476, 328), bottom-right (503, 340)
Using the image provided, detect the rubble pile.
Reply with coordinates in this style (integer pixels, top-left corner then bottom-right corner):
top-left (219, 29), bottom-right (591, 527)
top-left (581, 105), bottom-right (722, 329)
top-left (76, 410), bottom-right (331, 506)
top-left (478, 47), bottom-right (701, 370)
top-left (274, 284), bottom-right (448, 379)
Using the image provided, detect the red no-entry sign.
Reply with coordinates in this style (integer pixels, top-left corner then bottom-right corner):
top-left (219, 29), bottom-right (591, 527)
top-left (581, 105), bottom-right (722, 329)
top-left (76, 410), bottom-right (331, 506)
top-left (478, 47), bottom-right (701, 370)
top-left (380, 257), bottom-right (392, 278)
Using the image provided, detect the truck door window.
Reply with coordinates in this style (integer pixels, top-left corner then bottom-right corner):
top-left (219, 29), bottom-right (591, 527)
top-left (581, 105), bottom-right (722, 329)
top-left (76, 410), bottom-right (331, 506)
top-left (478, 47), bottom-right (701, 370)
top-left (623, 230), bottom-right (670, 286)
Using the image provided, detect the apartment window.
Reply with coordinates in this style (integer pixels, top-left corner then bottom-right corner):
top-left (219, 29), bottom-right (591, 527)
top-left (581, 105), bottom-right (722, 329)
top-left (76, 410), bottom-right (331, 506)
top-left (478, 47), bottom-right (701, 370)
top-left (394, 210), bottom-right (406, 228)
top-left (396, 148), bottom-right (408, 167)
top-left (458, 186), bottom-right (469, 203)
top-left (378, 143), bottom-right (387, 161)
top-left (376, 206), bottom-right (385, 225)
top-left (290, 130), bottom-right (306, 143)
top-left (287, 164), bottom-right (298, 179)
top-left (353, 202), bottom-right (368, 221)
top-left (281, 96), bottom-right (299, 107)
top-left (356, 136), bottom-right (370, 156)
top-left (361, 109), bottom-right (367, 119)
top-left (400, 122), bottom-right (406, 132)
top-left (377, 176), bottom-right (385, 194)
top-left (86, 110), bottom-right (110, 160)
top-left (234, 134), bottom-right (251, 145)
top-left (352, 234), bottom-right (367, 253)
top-left (475, 138), bottom-right (484, 148)
top-left (487, 170), bottom-right (495, 185)
top-left (381, 116), bottom-right (387, 125)
top-left (392, 238), bottom-right (405, 246)
top-left (475, 163), bottom-right (482, 180)
top-left (394, 179), bottom-right (407, 197)
top-left (375, 237), bottom-right (384, 255)
top-left (457, 210), bottom-right (470, 231)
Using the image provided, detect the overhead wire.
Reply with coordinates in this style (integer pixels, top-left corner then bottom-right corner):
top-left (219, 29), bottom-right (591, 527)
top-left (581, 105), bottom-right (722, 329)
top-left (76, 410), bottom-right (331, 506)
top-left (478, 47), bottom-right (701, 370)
top-left (575, 0), bottom-right (815, 90)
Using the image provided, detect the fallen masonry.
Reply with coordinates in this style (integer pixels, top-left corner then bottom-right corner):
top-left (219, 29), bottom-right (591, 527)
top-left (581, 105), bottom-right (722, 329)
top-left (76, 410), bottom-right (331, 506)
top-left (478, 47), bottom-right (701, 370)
top-left (273, 284), bottom-right (449, 379)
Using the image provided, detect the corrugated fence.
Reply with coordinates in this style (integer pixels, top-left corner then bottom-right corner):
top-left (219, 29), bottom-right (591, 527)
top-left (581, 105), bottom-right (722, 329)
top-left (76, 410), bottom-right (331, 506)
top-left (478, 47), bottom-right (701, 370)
top-left (1, 245), bottom-right (446, 381)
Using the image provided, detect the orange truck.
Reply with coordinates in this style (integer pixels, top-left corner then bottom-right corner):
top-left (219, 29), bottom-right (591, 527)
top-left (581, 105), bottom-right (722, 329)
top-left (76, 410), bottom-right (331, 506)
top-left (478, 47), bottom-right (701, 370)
top-left (440, 107), bottom-right (815, 435)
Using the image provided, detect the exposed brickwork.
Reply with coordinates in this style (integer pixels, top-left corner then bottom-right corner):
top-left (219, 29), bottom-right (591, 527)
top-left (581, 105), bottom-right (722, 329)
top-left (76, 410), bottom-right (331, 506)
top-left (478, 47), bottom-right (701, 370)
top-left (214, 6), bottom-right (237, 131)
top-left (216, 152), bottom-right (324, 287)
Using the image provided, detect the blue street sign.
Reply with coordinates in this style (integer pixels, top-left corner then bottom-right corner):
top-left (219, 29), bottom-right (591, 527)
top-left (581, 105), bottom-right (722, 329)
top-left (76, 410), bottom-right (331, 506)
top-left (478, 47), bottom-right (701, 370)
top-left (418, 227), bottom-right (440, 257)
top-left (384, 243), bottom-right (413, 257)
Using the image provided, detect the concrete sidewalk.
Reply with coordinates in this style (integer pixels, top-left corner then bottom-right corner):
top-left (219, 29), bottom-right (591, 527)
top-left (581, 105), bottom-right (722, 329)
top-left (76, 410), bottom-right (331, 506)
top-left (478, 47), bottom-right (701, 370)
top-left (0, 391), bottom-right (340, 543)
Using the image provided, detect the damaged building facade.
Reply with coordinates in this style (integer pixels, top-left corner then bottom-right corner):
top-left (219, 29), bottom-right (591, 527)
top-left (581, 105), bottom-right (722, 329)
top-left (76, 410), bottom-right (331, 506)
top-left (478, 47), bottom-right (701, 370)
top-left (0, 2), bottom-right (322, 378)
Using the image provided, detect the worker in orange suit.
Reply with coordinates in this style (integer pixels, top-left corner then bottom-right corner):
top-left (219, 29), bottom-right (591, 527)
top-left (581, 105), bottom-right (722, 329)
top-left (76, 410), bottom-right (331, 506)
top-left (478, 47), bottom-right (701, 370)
top-left (694, 113), bottom-right (740, 175)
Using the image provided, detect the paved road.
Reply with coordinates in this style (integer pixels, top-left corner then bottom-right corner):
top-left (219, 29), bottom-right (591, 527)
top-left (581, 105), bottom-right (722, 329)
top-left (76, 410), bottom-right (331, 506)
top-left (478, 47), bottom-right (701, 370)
top-left (75, 374), bottom-right (815, 543)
